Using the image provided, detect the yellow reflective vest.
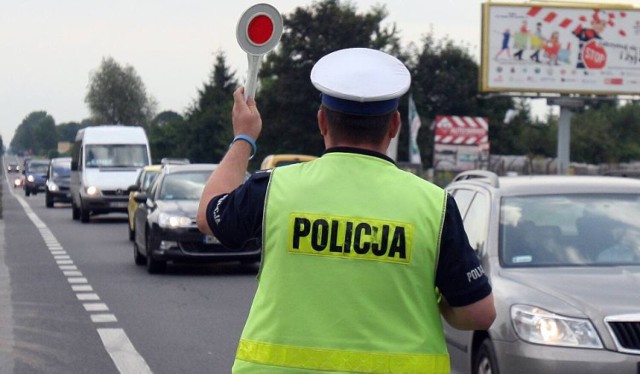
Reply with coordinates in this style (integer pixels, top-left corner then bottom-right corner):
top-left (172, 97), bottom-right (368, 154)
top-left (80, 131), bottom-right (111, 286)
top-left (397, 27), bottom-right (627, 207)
top-left (233, 151), bottom-right (450, 373)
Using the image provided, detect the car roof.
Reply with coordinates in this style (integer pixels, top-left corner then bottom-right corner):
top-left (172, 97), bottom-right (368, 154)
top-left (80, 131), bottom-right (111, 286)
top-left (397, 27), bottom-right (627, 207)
top-left (448, 171), bottom-right (640, 196)
top-left (27, 158), bottom-right (50, 164)
top-left (162, 163), bottom-right (218, 174)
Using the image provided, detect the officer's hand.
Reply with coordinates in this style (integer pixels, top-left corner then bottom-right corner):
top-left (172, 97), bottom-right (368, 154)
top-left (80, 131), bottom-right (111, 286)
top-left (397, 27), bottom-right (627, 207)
top-left (232, 86), bottom-right (262, 141)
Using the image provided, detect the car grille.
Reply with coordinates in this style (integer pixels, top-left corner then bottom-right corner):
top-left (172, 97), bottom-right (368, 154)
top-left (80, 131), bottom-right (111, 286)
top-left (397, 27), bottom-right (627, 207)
top-left (606, 319), bottom-right (640, 354)
top-left (180, 242), bottom-right (224, 254)
top-left (102, 189), bottom-right (129, 197)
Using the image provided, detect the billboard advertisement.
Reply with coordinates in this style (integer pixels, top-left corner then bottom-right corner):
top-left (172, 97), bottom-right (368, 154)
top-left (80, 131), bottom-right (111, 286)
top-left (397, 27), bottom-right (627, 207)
top-left (480, 2), bottom-right (640, 95)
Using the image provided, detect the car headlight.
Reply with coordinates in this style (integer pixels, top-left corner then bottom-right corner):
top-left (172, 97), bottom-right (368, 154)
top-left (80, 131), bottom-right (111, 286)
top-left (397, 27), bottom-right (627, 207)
top-left (511, 305), bottom-right (603, 349)
top-left (85, 186), bottom-right (100, 196)
top-left (27, 175), bottom-right (35, 182)
top-left (48, 182), bottom-right (59, 192)
top-left (158, 213), bottom-right (192, 228)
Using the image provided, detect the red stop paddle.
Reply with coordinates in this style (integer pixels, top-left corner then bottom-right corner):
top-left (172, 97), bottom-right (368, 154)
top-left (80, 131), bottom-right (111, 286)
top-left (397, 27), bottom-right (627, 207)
top-left (236, 4), bottom-right (283, 101)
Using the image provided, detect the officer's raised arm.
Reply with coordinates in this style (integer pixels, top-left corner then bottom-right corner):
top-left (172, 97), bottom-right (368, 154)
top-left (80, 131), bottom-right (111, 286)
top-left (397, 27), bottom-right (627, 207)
top-left (197, 86), bottom-right (262, 236)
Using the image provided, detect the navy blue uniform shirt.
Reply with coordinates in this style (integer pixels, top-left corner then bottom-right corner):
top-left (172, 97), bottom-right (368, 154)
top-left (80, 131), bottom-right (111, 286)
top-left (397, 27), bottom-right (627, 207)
top-left (206, 148), bottom-right (491, 307)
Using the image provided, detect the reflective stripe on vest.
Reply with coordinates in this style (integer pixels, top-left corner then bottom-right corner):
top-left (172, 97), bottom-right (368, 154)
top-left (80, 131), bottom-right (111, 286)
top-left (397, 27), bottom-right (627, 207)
top-left (237, 339), bottom-right (451, 374)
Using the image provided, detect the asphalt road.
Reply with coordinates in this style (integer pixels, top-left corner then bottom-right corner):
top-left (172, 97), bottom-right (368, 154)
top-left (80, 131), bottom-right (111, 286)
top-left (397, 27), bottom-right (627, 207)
top-left (0, 172), bottom-right (259, 374)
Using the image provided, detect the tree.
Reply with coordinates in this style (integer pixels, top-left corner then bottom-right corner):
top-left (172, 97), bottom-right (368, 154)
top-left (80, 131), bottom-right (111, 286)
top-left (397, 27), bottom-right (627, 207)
top-left (148, 111), bottom-right (186, 163)
top-left (180, 52), bottom-right (237, 163)
top-left (571, 102), bottom-right (640, 164)
top-left (10, 111), bottom-right (57, 156)
top-left (56, 122), bottom-right (84, 143)
top-left (408, 34), bottom-right (515, 166)
top-left (255, 0), bottom-right (401, 165)
top-left (85, 56), bottom-right (156, 126)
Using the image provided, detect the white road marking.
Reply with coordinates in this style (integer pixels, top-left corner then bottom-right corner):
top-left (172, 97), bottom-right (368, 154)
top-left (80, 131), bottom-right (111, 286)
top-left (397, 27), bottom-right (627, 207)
top-left (77, 293), bottom-right (100, 301)
top-left (92, 314), bottom-right (118, 323)
top-left (67, 277), bottom-right (88, 284)
top-left (6, 182), bottom-right (153, 373)
top-left (98, 328), bottom-right (152, 374)
top-left (72, 284), bottom-right (93, 292)
top-left (84, 303), bottom-right (109, 312)
top-left (63, 271), bottom-right (83, 277)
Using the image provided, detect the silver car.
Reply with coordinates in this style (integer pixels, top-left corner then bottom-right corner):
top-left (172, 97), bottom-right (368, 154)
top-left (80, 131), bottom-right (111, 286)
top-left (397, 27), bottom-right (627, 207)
top-left (445, 170), bottom-right (640, 374)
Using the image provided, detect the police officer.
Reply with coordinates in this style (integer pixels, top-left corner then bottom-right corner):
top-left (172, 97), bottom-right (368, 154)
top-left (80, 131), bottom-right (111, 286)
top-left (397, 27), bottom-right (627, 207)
top-left (197, 48), bottom-right (495, 374)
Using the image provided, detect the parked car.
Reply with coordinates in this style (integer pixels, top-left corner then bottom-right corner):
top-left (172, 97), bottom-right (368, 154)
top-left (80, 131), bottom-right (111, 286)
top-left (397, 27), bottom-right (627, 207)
top-left (444, 170), bottom-right (640, 374)
top-left (45, 157), bottom-right (72, 207)
top-left (132, 163), bottom-right (260, 273)
top-left (23, 158), bottom-right (50, 196)
top-left (259, 154), bottom-right (317, 169)
top-left (127, 164), bottom-right (162, 241)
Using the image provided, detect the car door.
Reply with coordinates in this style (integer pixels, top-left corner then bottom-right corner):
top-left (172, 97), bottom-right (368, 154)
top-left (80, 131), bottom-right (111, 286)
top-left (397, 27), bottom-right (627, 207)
top-left (443, 187), bottom-right (491, 372)
top-left (134, 176), bottom-right (160, 255)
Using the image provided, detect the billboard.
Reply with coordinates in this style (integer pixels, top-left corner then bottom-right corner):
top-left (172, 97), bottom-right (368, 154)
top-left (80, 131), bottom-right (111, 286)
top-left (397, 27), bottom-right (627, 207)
top-left (480, 2), bottom-right (640, 95)
top-left (433, 116), bottom-right (490, 171)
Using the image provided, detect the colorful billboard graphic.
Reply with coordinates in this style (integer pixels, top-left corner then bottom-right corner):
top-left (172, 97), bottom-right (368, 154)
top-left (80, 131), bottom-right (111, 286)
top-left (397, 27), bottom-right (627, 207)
top-left (480, 2), bottom-right (640, 95)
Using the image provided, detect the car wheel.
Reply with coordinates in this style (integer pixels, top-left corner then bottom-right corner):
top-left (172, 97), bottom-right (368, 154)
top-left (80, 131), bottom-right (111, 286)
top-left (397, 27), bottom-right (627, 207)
top-left (473, 338), bottom-right (499, 374)
top-left (45, 193), bottom-right (54, 208)
top-left (145, 233), bottom-right (166, 274)
top-left (25, 188), bottom-right (31, 197)
top-left (72, 201), bottom-right (80, 220)
top-left (80, 201), bottom-right (90, 223)
top-left (133, 242), bottom-right (146, 266)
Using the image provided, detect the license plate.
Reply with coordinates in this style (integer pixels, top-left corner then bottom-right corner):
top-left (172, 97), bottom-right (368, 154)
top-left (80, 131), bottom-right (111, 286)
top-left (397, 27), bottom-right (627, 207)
top-left (111, 202), bottom-right (128, 208)
top-left (204, 235), bottom-right (219, 244)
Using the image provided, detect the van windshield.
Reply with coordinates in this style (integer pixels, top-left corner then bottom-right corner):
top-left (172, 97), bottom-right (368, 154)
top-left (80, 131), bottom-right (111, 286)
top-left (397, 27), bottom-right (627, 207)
top-left (85, 144), bottom-right (149, 168)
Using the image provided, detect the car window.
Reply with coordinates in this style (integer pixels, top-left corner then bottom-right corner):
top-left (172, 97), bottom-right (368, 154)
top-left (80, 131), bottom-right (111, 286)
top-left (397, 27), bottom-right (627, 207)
top-left (159, 171), bottom-right (212, 200)
top-left (500, 193), bottom-right (640, 267)
top-left (86, 144), bottom-right (149, 168)
top-left (142, 171), bottom-right (160, 190)
top-left (461, 192), bottom-right (489, 252)
top-left (28, 163), bottom-right (49, 173)
top-left (52, 164), bottom-right (70, 177)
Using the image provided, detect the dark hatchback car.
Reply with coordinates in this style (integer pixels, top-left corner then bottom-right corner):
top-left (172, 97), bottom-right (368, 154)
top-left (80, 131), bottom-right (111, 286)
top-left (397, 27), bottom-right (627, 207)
top-left (23, 159), bottom-right (50, 196)
top-left (132, 163), bottom-right (260, 273)
top-left (45, 157), bottom-right (72, 207)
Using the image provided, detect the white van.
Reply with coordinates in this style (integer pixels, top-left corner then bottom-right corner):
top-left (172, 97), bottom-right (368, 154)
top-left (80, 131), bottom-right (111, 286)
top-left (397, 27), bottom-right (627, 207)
top-left (71, 125), bottom-right (151, 223)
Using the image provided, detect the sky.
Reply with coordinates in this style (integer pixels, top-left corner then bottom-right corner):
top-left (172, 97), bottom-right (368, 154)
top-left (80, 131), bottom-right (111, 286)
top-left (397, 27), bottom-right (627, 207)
top-left (2, 0), bottom-right (634, 147)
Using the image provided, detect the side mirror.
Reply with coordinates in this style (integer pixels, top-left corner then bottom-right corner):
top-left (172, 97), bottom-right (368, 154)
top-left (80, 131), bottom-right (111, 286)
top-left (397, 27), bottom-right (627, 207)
top-left (133, 192), bottom-right (148, 204)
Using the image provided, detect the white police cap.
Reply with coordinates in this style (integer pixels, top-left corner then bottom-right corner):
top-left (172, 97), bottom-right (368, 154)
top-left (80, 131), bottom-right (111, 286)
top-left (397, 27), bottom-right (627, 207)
top-left (310, 48), bottom-right (411, 116)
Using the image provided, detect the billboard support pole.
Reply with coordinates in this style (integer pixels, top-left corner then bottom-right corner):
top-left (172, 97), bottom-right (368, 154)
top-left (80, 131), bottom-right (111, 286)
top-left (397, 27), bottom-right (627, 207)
top-left (557, 106), bottom-right (571, 175)
top-left (547, 97), bottom-right (585, 175)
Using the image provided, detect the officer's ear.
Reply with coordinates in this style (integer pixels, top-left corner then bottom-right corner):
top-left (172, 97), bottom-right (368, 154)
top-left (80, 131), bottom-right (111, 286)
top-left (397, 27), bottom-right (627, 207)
top-left (318, 107), bottom-right (328, 136)
top-left (389, 111), bottom-right (401, 139)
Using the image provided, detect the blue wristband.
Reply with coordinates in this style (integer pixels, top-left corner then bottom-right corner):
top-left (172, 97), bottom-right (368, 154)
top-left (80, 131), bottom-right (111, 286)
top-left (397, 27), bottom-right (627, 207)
top-left (230, 134), bottom-right (257, 159)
